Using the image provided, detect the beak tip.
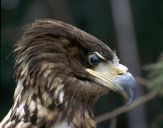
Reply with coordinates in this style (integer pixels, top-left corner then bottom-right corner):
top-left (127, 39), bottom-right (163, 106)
top-left (126, 88), bottom-right (137, 105)
top-left (113, 73), bottom-right (137, 104)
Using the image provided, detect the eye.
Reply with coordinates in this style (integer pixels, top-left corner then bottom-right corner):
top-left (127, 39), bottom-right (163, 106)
top-left (88, 53), bottom-right (101, 66)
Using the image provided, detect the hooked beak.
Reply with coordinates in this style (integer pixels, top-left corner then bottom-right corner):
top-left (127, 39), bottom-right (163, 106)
top-left (112, 72), bottom-right (137, 104)
top-left (86, 63), bottom-right (137, 104)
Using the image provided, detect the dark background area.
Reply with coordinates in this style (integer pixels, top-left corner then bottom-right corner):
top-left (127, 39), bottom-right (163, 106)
top-left (1, 0), bottom-right (163, 128)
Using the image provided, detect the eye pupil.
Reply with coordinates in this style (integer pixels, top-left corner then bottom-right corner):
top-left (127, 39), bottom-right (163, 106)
top-left (88, 53), bottom-right (100, 66)
top-left (91, 56), bottom-right (99, 64)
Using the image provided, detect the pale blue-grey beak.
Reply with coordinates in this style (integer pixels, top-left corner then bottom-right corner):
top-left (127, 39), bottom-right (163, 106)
top-left (113, 73), bottom-right (137, 104)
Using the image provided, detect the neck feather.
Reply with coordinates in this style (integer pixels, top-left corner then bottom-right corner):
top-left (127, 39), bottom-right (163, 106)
top-left (1, 82), bottom-right (96, 128)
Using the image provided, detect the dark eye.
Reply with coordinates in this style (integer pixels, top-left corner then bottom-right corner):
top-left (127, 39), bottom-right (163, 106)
top-left (88, 53), bottom-right (101, 66)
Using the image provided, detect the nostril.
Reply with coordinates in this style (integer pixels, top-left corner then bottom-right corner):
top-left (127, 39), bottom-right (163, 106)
top-left (116, 64), bottom-right (128, 75)
top-left (118, 73), bottom-right (124, 75)
top-left (118, 69), bottom-right (128, 75)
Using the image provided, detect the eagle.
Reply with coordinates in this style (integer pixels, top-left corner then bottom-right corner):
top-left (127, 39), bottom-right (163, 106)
top-left (1, 19), bottom-right (136, 128)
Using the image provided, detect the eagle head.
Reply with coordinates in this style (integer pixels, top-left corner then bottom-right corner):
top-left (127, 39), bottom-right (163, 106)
top-left (1, 19), bottom-right (136, 128)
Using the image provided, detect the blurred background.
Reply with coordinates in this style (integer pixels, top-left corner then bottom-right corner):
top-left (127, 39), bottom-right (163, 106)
top-left (1, 0), bottom-right (163, 128)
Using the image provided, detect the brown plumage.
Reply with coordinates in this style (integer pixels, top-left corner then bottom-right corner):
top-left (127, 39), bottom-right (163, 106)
top-left (1, 19), bottom-right (136, 128)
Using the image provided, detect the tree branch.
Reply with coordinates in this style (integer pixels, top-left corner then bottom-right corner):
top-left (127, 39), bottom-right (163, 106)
top-left (95, 91), bottom-right (157, 124)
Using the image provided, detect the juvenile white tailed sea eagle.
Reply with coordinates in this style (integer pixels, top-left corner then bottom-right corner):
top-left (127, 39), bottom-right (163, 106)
top-left (0, 19), bottom-right (136, 128)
